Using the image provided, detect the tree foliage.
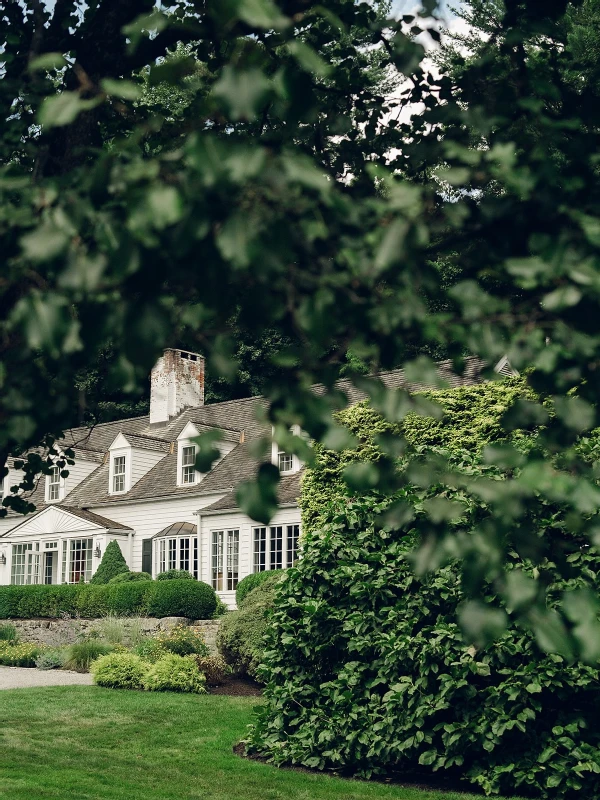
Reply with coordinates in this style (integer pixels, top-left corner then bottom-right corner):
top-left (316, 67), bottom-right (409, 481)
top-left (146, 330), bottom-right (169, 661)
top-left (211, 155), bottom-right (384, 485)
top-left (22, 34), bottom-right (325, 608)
top-left (1, 0), bottom-right (600, 652)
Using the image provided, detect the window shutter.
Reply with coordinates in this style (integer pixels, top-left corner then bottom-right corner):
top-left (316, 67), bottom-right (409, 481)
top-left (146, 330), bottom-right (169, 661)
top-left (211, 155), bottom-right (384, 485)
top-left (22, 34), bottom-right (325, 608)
top-left (142, 539), bottom-right (152, 575)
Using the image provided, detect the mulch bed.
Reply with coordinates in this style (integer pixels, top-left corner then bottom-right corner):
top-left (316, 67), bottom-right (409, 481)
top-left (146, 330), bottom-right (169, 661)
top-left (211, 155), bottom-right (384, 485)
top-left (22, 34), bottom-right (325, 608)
top-left (210, 676), bottom-right (263, 697)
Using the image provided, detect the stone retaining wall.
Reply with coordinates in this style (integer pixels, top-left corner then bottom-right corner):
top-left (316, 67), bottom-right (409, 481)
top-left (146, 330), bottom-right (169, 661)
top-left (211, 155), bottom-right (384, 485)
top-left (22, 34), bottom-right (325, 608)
top-left (6, 617), bottom-right (221, 653)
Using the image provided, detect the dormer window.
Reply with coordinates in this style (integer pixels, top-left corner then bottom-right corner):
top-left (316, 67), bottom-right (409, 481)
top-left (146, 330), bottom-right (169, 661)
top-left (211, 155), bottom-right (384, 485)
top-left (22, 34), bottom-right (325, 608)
top-left (48, 468), bottom-right (61, 501)
top-left (46, 467), bottom-right (64, 503)
top-left (278, 450), bottom-right (293, 473)
top-left (112, 455), bottom-right (126, 493)
top-left (181, 445), bottom-right (196, 484)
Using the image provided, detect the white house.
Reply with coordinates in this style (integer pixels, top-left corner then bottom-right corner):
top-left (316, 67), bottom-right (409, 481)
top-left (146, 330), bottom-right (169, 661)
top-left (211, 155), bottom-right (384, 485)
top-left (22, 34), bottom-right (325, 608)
top-left (0, 349), bottom-right (508, 607)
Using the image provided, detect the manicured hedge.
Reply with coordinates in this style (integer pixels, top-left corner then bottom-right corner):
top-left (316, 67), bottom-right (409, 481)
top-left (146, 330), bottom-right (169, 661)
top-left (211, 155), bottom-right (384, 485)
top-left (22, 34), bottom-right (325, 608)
top-left (0, 579), bottom-right (217, 619)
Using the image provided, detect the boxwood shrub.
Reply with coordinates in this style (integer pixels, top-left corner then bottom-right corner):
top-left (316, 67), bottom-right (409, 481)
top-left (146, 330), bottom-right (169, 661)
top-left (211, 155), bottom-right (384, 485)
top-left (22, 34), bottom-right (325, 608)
top-left (91, 651), bottom-right (147, 689)
top-left (146, 579), bottom-right (216, 619)
top-left (235, 570), bottom-right (283, 606)
top-left (0, 579), bottom-right (216, 619)
top-left (108, 571), bottom-right (152, 584)
top-left (142, 653), bottom-right (206, 694)
top-left (156, 569), bottom-right (195, 581)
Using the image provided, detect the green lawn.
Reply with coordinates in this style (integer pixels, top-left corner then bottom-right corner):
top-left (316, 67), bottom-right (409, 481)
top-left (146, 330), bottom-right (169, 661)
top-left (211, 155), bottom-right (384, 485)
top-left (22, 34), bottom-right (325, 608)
top-left (0, 687), bottom-right (514, 800)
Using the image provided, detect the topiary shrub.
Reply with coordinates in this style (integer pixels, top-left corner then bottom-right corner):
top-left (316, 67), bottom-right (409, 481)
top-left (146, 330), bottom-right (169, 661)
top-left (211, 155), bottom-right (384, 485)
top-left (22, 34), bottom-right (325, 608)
top-left (247, 495), bottom-right (600, 799)
top-left (217, 572), bottom-right (284, 680)
top-left (76, 585), bottom-right (111, 618)
top-left (235, 570), bottom-right (283, 607)
top-left (65, 641), bottom-right (114, 672)
top-left (156, 569), bottom-right (195, 581)
top-left (146, 579), bottom-right (217, 619)
top-left (91, 652), bottom-right (147, 689)
top-left (89, 540), bottom-right (129, 585)
top-left (108, 572), bottom-right (152, 584)
top-left (142, 653), bottom-right (206, 694)
top-left (155, 624), bottom-right (209, 657)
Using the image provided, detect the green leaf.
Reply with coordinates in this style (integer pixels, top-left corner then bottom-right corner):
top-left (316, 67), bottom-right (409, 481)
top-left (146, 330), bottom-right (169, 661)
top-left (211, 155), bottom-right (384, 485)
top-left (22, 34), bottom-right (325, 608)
top-left (418, 750), bottom-right (437, 766)
top-left (503, 569), bottom-right (538, 613)
top-left (459, 601), bottom-right (508, 648)
top-left (101, 79), bottom-right (142, 100)
top-left (28, 53), bottom-right (67, 72)
top-left (213, 66), bottom-right (271, 120)
top-left (287, 41), bottom-right (331, 76)
top-left (235, 0), bottom-right (290, 28)
top-left (236, 463), bottom-right (280, 524)
top-left (38, 92), bottom-right (101, 128)
top-left (542, 286), bottom-right (582, 310)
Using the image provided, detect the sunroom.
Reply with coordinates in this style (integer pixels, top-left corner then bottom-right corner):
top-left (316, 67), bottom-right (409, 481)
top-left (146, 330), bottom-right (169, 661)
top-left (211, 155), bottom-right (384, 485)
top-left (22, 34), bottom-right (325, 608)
top-left (0, 506), bottom-right (132, 586)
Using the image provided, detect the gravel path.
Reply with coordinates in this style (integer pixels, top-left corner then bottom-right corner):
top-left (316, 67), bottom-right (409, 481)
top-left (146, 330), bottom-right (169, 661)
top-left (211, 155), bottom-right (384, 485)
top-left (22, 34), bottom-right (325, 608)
top-left (0, 665), bottom-right (93, 690)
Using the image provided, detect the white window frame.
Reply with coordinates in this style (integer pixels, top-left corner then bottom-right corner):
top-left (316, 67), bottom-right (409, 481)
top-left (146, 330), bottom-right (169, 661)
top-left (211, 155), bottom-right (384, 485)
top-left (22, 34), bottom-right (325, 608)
top-left (111, 454), bottom-right (127, 494)
top-left (181, 445), bottom-right (196, 485)
top-left (211, 530), bottom-right (239, 591)
top-left (65, 538), bottom-right (93, 584)
top-left (155, 536), bottom-right (196, 578)
top-left (278, 450), bottom-right (294, 473)
top-left (253, 524), bottom-right (300, 572)
top-left (46, 466), bottom-right (64, 503)
top-left (271, 425), bottom-right (304, 474)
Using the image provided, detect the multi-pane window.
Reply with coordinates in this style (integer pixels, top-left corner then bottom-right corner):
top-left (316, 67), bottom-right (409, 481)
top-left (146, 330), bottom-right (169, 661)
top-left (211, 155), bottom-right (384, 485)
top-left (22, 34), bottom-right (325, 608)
top-left (157, 537), bottom-right (196, 577)
top-left (212, 530), bottom-right (239, 591)
top-left (158, 540), bottom-right (166, 574)
top-left (253, 524), bottom-right (301, 572)
top-left (287, 524), bottom-right (300, 567)
top-left (113, 456), bottom-right (126, 493)
top-left (11, 543), bottom-right (32, 585)
top-left (48, 467), bottom-right (61, 501)
top-left (181, 445), bottom-right (196, 484)
top-left (168, 539), bottom-right (177, 570)
top-left (278, 450), bottom-right (293, 472)
top-left (69, 538), bottom-right (92, 583)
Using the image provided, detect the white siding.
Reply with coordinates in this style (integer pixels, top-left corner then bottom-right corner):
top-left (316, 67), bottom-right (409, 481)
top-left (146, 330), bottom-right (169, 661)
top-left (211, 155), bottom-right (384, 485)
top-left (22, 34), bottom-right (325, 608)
top-left (87, 494), bottom-right (227, 572)
top-left (199, 506), bottom-right (301, 608)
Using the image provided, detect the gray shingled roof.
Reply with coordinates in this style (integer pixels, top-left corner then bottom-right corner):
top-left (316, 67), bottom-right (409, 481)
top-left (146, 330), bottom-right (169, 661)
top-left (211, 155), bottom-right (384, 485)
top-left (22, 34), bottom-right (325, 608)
top-left (313, 356), bottom-right (488, 405)
top-left (5, 359), bottom-right (491, 520)
top-left (201, 471), bottom-right (303, 513)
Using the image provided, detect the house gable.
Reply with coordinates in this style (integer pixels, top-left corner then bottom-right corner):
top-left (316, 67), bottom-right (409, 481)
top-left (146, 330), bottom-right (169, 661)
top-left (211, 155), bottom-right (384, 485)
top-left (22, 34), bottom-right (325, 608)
top-left (2, 506), bottom-right (107, 540)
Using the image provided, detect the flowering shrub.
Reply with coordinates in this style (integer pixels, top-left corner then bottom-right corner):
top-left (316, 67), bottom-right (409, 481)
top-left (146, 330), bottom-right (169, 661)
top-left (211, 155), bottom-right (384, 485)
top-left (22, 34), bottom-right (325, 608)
top-left (134, 638), bottom-right (166, 663)
top-left (143, 653), bottom-right (206, 694)
top-left (0, 641), bottom-right (44, 667)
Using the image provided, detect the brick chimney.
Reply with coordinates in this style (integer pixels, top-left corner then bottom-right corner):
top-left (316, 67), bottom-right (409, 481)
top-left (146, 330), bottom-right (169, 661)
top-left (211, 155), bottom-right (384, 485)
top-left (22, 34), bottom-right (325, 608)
top-left (150, 349), bottom-right (205, 425)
